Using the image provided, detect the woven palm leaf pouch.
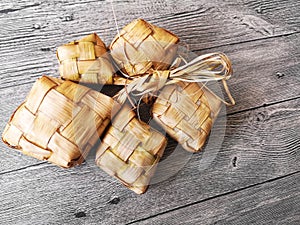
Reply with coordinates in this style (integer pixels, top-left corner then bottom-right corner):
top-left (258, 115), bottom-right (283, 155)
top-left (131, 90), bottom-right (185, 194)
top-left (110, 19), bottom-right (179, 76)
top-left (152, 81), bottom-right (224, 153)
top-left (96, 104), bottom-right (167, 194)
top-left (57, 33), bottom-right (116, 84)
top-left (2, 76), bottom-right (114, 168)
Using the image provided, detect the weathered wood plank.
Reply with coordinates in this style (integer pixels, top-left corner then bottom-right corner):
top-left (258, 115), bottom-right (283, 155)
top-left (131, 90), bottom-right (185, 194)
top-left (0, 1), bottom-right (299, 223)
top-left (0, 0), bottom-right (299, 89)
top-left (134, 172), bottom-right (300, 225)
top-left (0, 97), bottom-right (299, 224)
top-left (244, 0), bottom-right (300, 30)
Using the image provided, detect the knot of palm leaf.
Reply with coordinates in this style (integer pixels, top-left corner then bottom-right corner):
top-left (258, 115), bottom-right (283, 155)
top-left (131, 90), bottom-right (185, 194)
top-left (114, 52), bottom-right (235, 106)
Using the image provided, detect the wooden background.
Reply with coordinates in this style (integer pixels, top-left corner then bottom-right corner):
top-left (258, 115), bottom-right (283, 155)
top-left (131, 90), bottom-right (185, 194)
top-left (0, 0), bottom-right (299, 224)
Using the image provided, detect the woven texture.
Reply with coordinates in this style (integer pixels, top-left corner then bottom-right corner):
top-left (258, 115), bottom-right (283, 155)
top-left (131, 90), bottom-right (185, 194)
top-left (152, 82), bottom-right (222, 152)
top-left (2, 76), bottom-right (114, 168)
top-left (110, 19), bottom-right (179, 76)
top-left (57, 33), bottom-right (115, 84)
top-left (96, 105), bottom-right (167, 194)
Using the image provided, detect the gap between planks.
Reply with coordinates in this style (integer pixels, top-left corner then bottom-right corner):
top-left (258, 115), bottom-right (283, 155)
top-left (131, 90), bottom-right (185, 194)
top-left (227, 95), bottom-right (300, 116)
top-left (0, 162), bottom-right (47, 176)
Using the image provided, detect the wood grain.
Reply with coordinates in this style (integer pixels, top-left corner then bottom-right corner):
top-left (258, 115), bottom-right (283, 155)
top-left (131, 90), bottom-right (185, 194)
top-left (0, 97), bottom-right (299, 224)
top-left (133, 172), bottom-right (300, 225)
top-left (198, 32), bottom-right (300, 113)
top-left (0, 0), bottom-right (299, 89)
top-left (244, 0), bottom-right (300, 30)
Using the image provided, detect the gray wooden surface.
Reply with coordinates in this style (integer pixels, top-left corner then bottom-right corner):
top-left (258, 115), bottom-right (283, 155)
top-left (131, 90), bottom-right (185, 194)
top-left (0, 0), bottom-right (299, 224)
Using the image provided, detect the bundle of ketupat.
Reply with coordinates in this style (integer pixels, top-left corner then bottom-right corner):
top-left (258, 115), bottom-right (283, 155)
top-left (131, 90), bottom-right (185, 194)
top-left (2, 19), bottom-right (234, 194)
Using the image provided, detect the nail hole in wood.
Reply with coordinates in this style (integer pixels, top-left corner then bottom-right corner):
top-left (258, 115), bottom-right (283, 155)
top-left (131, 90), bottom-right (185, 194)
top-left (255, 7), bottom-right (263, 14)
top-left (108, 196), bottom-right (120, 204)
top-left (32, 24), bottom-right (41, 29)
top-left (276, 72), bottom-right (285, 79)
top-left (75, 211), bottom-right (86, 218)
top-left (40, 47), bottom-right (51, 52)
top-left (256, 112), bottom-right (267, 122)
top-left (62, 14), bottom-right (74, 22)
top-left (232, 157), bottom-right (237, 167)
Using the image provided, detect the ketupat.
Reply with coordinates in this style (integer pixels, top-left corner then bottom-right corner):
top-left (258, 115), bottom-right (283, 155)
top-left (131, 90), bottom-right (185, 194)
top-left (96, 104), bottom-right (167, 194)
top-left (110, 19), bottom-right (179, 76)
top-left (2, 76), bottom-right (114, 168)
top-left (57, 33), bottom-right (116, 84)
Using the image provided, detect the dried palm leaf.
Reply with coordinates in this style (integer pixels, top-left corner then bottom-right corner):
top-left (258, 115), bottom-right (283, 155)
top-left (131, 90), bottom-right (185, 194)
top-left (2, 76), bottom-right (114, 168)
